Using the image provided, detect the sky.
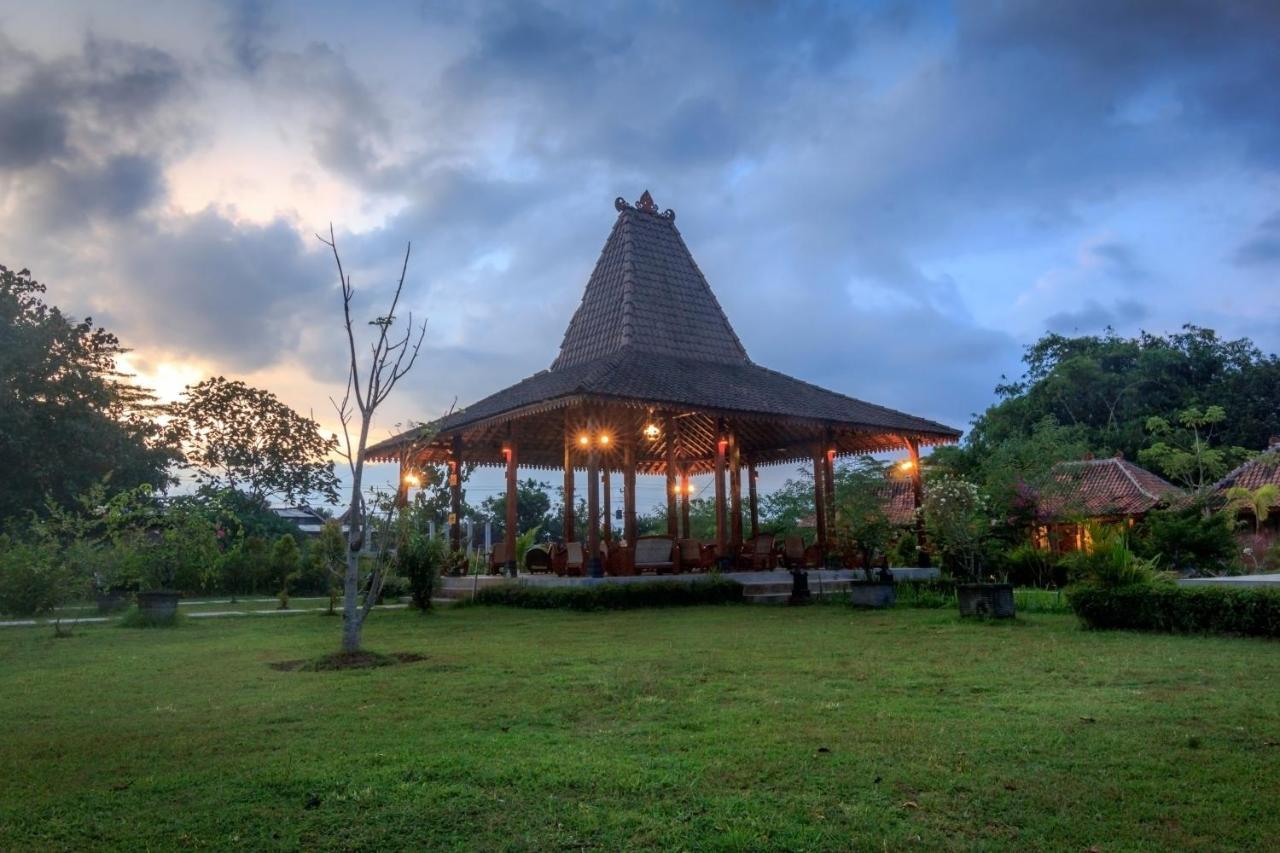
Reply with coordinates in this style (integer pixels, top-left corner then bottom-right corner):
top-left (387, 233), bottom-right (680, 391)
top-left (1, 0), bottom-right (1278, 512)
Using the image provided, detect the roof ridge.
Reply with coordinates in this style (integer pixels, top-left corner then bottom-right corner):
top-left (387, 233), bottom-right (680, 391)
top-left (1114, 457), bottom-right (1160, 502)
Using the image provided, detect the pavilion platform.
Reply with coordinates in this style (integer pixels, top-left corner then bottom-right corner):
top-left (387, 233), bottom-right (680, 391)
top-left (436, 567), bottom-right (941, 605)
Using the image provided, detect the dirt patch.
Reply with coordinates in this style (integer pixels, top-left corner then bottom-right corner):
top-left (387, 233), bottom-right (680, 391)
top-left (270, 651), bottom-right (427, 672)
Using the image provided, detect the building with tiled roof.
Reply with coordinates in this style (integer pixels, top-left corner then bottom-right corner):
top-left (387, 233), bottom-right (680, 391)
top-left (1034, 454), bottom-right (1182, 553)
top-left (366, 191), bottom-right (959, 573)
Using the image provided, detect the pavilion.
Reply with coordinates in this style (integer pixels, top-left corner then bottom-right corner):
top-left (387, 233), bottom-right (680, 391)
top-left (366, 191), bottom-right (960, 574)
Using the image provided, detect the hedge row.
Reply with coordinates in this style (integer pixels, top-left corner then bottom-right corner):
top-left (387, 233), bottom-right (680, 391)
top-left (1067, 584), bottom-right (1280, 638)
top-left (471, 579), bottom-right (744, 611)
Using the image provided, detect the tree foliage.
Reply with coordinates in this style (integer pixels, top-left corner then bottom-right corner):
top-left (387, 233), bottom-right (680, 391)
top-left (0, 265), bottom-right (177, 522)
top-left (167, 377), bottom-right (339, 505)
top-left (1138, 405), bottom-right (1249, 492)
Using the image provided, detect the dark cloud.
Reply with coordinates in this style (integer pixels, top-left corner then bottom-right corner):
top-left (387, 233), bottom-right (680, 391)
top-left (1046, 299), bottom-right (1150, 335)
top-left (106, 209), bottom-right (332, 371)
top-left (0, 35), bottom-right (186, 231)
top-left (1234, 211), bottom-right (1280, 266)
top-left (1090, 242), bottom-right (1148, 282)
top-left (221, 0), bottom-right (276, 74)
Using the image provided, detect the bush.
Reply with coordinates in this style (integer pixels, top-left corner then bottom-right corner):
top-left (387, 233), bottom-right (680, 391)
top-left (471, 579), bottom-right (744, 611)
top-left (1067, 584), bottom-right (1280, 638)
top-left (893, 578), bottom-right (956, 609)
top-left (396, 533), bottom-right (443, 610)
top-left (1061, 525), bottom-right (1167, 589)
top-left (1132, 502), bottom-right (1236, 576)
top-left (0, 535), bottom-right (74, 619)
top-left (999, 542), bottom-right (1066, 588)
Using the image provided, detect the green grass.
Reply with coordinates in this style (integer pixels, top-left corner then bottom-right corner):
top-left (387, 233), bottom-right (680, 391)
top-left (2, 608), bottom-right (1279, 850)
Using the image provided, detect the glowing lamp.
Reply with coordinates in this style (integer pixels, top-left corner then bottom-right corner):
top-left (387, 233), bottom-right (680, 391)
top-left (686, 483), bottom-right (697, 495)
top-left (643, 423), bottom-right (661, 440)
top-left (403, 472), bottom-right (421, 488)
top-left (599, 434), bottom-right (610, 446)
top-left (898, 459), bottom-right (914, 471)
top-left (578, 434), bottom-right (590, 447)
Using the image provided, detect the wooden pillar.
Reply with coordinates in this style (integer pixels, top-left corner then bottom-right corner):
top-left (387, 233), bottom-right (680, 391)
top-left (504, 427), bottom-right (519, 576)
top-left (747, 461), bottom-right (759, 539)
top-left (586, 414), bottom-right (602, 577)
top-left (602, 466), bottom-right (612, 545)
top-left (906, 437), bottom-right (926, 562)
top-left (714, 420), bottom-right (728, 560)
top-left (449, 435), bottom-right (463, 552)
top-left (394, 456), bottom-right (410, 508)
top-left (623, 438), bottom-right (637, 554)
top-left (812, 446), bottom-right (827, 561)
top-left (822, 440), bottom-right (837, 536)
top-left (665, 414), bottom-right (678, 539)
top-left (729, 431), bottom-right (743, 552)
top-left (563, 413), bottom-right (575, 542)
top-left (680, 467), bottom-right (691, 540)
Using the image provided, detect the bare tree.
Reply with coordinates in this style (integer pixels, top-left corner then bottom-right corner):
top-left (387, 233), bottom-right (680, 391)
top-left (319, 224), bottom-right (426, 654)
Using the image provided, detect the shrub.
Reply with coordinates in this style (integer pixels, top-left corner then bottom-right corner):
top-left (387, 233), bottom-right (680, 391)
top-left (396, 533), bottom-right (443, 610)
top-left (0, 535), bottom-right (76, 625)
top-left (1062, 525), bottom-right (1168, 590)
top-left (471, 579), bottom-right (744, 611)
top-left (1000, 542), bottom-right (1065, 588)
top-left (1132, 502), bottom-right (1236, 576)
top-left (894, 578), bottom-right (956, 609)
top-left (1067, 584), bottom-right (1280, 638)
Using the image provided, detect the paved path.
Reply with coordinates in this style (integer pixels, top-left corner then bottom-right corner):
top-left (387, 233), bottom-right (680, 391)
top-left (0, 603), bottom-right (408, 629)
top-left (1178, 573), bottom-right (1280, 589)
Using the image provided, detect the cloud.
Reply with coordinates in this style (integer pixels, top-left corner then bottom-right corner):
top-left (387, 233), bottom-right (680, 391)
top-left (1234, 211), bottom-right (1280, 266)
top-left (1045, 299), bottom-right (1150, 335)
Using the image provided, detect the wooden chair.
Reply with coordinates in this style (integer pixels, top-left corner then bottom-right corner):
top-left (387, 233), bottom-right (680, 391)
top-left (524, 543), bottom-right (553, 574)
top-left (676, 538), bottom-right (716, 572)
top-left (563, 542), bottom-right (585, 577)
top-left (740, 533), bottom-right (777, 570)
top-left (782, 535), bottom-right (808, 569)
top-left (633, 536), bottom-right (677, 574)
top-left (487, 541), bottom-right (509, 574)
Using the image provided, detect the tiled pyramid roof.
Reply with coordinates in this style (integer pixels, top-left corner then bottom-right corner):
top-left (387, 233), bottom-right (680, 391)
top-left (1038, 455), bottom-right (1181, 520)
top-left (552, 193), bottom-right (749, 369)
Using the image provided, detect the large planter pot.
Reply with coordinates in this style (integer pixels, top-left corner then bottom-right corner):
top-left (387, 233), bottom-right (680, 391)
top-left (96, 590), bottom-right (130, 614)
top-left (849, 582), bottom-right (897, 609)
top-left (956, 583), bottom-right (1015, 618)
top-left (136, 591), bottom-right (180, 624)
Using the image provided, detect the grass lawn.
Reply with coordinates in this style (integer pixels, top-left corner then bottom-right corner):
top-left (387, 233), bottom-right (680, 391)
top-left (2, 606), bottom-right (1278, 851)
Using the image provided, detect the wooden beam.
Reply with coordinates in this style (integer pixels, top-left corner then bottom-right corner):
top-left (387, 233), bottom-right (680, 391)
top-left (715, 420), bottom-right (728, 560)
top-left (586, 414), bottom-right (602, 577)
top-left (563, 411), bottom-right (576, 542)
top-left (602, 465), bottom-right (612, 545)
top-left (729, 430), bottom-right (743, 552)
top-left (822, 436), bottom-right (836, 539)
top-left (748, 461), bottom-right (759, 539)
top-left (504, 427), bottom-right (518, 576)
top-left (680, 467), bottom-right (691, 540)
top-left (906, 436), bottom-right (925, 563)
top-left (449, 435), bottom-right (463, 552)
top-left (623, 435), bottom-right (636, 570)
top-left (665, 413), bottom-right (678, 539)
top-left (812, 446), bottom-right (827, 561)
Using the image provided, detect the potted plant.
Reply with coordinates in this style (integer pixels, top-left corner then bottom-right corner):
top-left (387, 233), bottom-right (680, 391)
top-left (924, 476), bottom-right (1014, 618)
top-left (832, 459), bottom-right (898, 608)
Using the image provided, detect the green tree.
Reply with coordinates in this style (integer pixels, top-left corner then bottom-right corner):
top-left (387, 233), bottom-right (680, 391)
top-left (0, 265), bottom-right (177, 522)
top-left (166, 377), bottom-right (340, 505)
top-left (479, 478), bottom-right (553, 541)
top-left (269, 534), bottom-right (302, 608)
top-left (829, 458), bottom-right (896, 574)
top-left (1138, 405), bottom-right (1250, 492)
top-left (1225, 483), bottom-right (1280, 539)
top-left (0, 534), bottom-right (78, 635)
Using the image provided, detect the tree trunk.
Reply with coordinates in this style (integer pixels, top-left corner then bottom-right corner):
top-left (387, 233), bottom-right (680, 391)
top-left (342, 418), bottom-right (372, 654)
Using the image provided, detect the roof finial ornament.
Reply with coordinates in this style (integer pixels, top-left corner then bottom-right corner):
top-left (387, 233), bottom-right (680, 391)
top-left (615, 191), bottom-right (675, 221)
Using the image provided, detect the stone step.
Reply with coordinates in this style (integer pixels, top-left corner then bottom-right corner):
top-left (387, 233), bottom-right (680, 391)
top-left (743, 592), bottom-right (793, 605)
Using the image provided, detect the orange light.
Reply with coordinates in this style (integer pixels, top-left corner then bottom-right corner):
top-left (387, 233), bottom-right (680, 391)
top-left (898, 459), bottom-right (914, 471)
top-left (643, 423), bottom-right (661, 440)
top-left (687, 483), bottom-right (696, 495)
top-left (598, 434), bottom-right (610, 446)
top-left (826, 448), bottom-right (836, 461)
top-left (403, 472), bottom-right (421, 488)
top-left (578, 434), bottom-right (590, 447)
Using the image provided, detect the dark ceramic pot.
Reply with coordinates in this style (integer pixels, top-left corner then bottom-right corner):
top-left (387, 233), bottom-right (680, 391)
top-left (848, 582), bottom-right (897, 609)
top-left (136, 591), bottom-right (180, 624)
top-left (956, 583), bottom-right (1015, 618)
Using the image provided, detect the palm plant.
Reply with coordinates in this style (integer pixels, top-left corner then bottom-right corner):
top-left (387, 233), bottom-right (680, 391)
top-left (1225, 484), bottom-right (1279, 538)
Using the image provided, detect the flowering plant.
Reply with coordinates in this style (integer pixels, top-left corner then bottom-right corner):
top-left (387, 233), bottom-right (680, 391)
top-left (922, 476), bottom-right (991, 582)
